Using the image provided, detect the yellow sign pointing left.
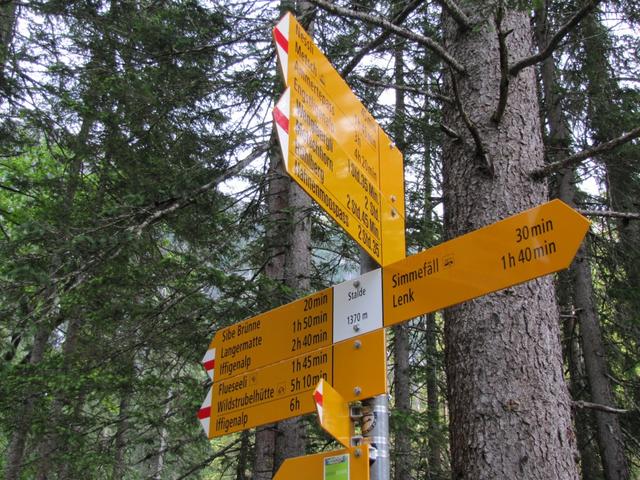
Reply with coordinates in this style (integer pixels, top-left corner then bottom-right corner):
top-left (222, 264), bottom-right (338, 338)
top-left (199, 330), bottom-right (386, 439)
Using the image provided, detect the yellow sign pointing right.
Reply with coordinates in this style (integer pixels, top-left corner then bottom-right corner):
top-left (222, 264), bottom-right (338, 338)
top-left (383, 199), bottom-right (590, 326)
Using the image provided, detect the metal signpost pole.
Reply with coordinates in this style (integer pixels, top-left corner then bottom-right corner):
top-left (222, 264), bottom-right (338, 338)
top-left (360, 249), bottom-right (390, 480)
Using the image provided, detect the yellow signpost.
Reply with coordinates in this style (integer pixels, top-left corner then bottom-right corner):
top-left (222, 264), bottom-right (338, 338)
top-left (382, 199), bottom-right (591, 326)
top-left (274, 447), bottom-right (369, 480)
top-left (200, 330), bottom-right (386, 438)
top-left (273, 12), bottom-right (405, 267)
top-left (198, 13), bottom-right (594, 478)
top-left (199, 200), bottom-right (590, 439)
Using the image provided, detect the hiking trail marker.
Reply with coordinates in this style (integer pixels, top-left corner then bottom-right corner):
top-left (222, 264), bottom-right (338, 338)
top-left (198, 10), bottom-right (592, 479)
top-left (198, 329), bottom-right (386, 438)
top-left (198, 199), bottom-right (589, 439)
top-left (272, 12), bottom-right (405, 267)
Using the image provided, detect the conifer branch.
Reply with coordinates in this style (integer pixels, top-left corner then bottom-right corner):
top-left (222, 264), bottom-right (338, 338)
top-left (450, 72), bottom-right (494, 175)
top-left (531, 126), bottom-right (640, 179)
top-left (435, 0), bottom-right (472, 32)
top-left (492, 1), bottom-right (513, 124)
top-left (572, 400), bottom-right (629, 415)
top-left (439, 123), bottom-right (461, 141)
top-left (308, 0), bottom-right (466, 74)
top-left (354, 75), bottom-right (452, 104)
top-left (510, 0), bottom-right (603, 77)
top-left (129, 143), bottom-right (268, 236)
top-left (578, 209), bottom-right (640, 221)
top-left (341, 0), bottom-right (423, 77)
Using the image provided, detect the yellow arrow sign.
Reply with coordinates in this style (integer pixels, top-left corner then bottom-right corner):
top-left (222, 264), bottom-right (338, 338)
top-left (314, 379), bottom-right (352, 448)
top-left (382, 199), bottom-right (590, 326)
top-left (274, 447), bottom-right (369, 480)
top-left (200, 330), bottom-right (386, 439)
top-left (203, 288), bottom-right (333, 382)
top-left (272, 12), bottom-right (405, 267)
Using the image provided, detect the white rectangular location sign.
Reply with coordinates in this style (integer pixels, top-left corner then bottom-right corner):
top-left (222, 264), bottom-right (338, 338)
top-left (333, 268), bottom-right (382, 342)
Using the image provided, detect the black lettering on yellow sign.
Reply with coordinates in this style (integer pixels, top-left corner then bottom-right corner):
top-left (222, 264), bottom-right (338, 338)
top-left (293, 159), bottom-right (350, 227)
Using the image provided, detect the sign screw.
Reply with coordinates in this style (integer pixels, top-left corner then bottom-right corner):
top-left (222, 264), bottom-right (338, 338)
top-left (354, 448), bottom-right (362, 458)
top-left (354, 386), bottom-right (361, 396)
top-left (354, 340), bottom-right (362, 349)
top-left (353, 324), bottom-right (360, 332)
top-left (353, 280), bottom-right (360, 288)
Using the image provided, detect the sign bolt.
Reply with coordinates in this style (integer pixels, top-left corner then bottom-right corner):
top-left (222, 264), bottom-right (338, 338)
top-left (353, 280), bottom-right (360, 288)
top-left (354, 340), bottom-right (362, 349)
top-left (354, 386), bottom-right (361, 396)
top-left (354, 448), bottom-right (362, 458)
top-left (353, 324), bottom-right (360, 332)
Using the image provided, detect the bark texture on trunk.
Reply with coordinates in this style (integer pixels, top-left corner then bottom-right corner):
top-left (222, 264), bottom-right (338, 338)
top-left (442, 4), bottom-right (579, 478)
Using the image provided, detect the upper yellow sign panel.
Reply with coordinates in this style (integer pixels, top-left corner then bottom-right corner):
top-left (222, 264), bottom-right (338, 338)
top-left (273, 12), bottom-right (405, 266)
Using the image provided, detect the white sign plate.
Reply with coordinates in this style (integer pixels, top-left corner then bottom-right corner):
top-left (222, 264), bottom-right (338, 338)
top-left (333, 269), bottom-right (383, 342)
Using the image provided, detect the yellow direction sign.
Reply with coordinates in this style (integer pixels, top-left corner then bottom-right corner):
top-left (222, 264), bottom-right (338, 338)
top-left (202, 269), bottom-right (386, 383)
top-left (274, 447), bottom-right (369, 480)
top-left (382, 200), bottom-right (590, 326)
top-left (199, 330), bottom-right (386, 439)
top-left (314, 379), bottom-right (351, 448)
top-left (272, 12), bottom-right (405, 266)
top-left (202, 288), bottom-right (333, 382)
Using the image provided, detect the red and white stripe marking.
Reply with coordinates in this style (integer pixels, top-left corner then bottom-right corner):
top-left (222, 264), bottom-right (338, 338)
top-left (202, 347), bottom-right (215, 381)
top-left (273, 13), bottom-right (290, 82)
top-left (197, 388), bottom-right (212, 438)
top-left (273, 88), bottom-right (290, 165)
top-left (313, 381), bottom-right (324, 422)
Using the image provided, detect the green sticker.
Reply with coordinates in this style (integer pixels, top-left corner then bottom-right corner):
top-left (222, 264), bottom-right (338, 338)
top-left (324, 453), bottom-right (349, 480)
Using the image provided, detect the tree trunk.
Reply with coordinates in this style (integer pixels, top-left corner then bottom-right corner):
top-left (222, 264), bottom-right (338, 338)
top-left (577, 13), bottom-right (632, 480)
top-left (425, 312), bottom-right (443, 479)
top-left (4, 323), bottom-right (53, 480)
top-left (34, 317), bottom-right (83, 480)
top-left (235, 430), bottom-right (251, 480)
top-left (0, 0), bottom-right (17, 94)
top-left (441, 3), bottom-right (579, 478)
top-left (533, 4), bottom-right (603, 479)
top-left (254, 4), bottom-right (315, 474)
top-left (391, 6), bottom-right (412, 477)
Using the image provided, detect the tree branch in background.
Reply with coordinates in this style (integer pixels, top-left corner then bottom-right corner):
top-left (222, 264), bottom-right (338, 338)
top-left (439, 123), bottom-right (461, 141)
top-left (129, 143), bottom-right (269, 236)
top-left (531, 126), bottom-right (640, 179)
top-left (354, 75), bottom-right (453, 104)
top-left (340, 0), bottom-right (423, 77)
top-left (492, 0), bottom-right (513, 124)
top-left (308, 0), bottom-right (466, 74)
top-left (572, 400), bottom-right (629, 415)
top-left (450, 72), bottom-right (493, 175)
top-left (510, 0), bottom-right (603, 77)
top-left (578, 209), bottom-right (640, 221)
top-left (435, 0), bottom-right (472, 32)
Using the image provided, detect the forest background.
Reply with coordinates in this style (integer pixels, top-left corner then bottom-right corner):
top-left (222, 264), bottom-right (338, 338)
top-left (0, 0), bottom-right (639, 479)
